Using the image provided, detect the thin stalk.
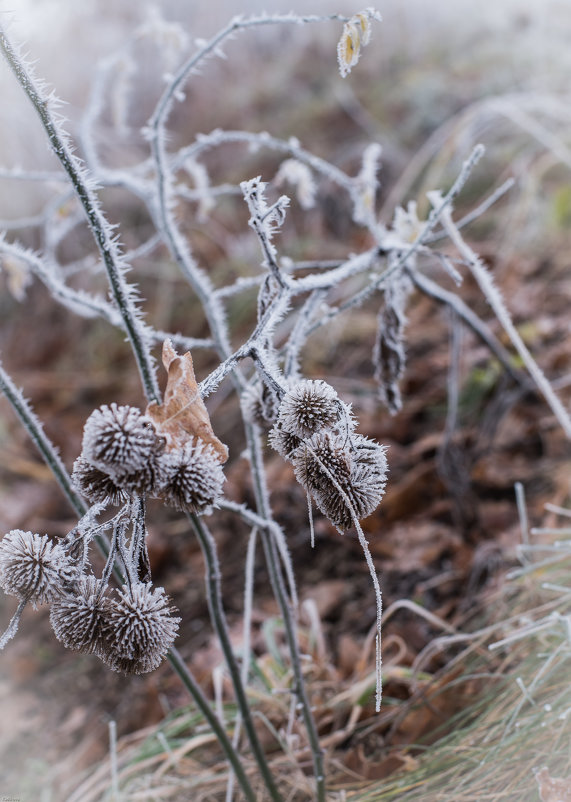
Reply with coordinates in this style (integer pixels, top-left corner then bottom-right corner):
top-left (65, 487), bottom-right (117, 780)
top-left (245, 422), bottom-right (326, 802)
top-left (188, 512), bottom-right (284, 802)
top-left (167, 647), bottom-right (258, 802)
top-left (0, 361), bottom-right (86, 519)
top-left (440, 208), bottom-right (571, 440)
top-left (0, 26), bottom-right (159, 404)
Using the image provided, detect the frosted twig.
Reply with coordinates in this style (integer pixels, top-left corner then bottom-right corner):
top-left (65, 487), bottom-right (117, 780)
top-left (0, 237), bottom-right (213, 352)
top-left (187, 512), bottom-right (283, 802)
top-left (290, 247), bottom-right (378, 295)
top-left (219, 499), bottom-right (298, 610)
top-left (407, 266), bottom-right (528, 386)
top-left (0, 597), bottom-right (29, 650)
top-left (440, 205), bottom-right (571, 439)
top-left (176, 129), bottom-right (354, 193)
top-left (283, 290), bottom-right (326, 378)
top-left (0, 25), bottom-right (160, 403)
top-left (306, 145), bottom-right (486, 337)
top-left (427, 176), bottom-right (516, 243)
top-left (0, 167), bottom-right (67, 182)
top-left (214, 275), bottom-right (264, 300)
top-left (241, 177), bottom-right (289, 289)
top-left (225, 526), bottom-right (258, 802)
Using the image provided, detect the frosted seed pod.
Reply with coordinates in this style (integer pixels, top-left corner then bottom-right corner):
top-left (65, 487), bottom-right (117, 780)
top-left (72, 456), bottom-right (130, 506)
top-left (101, 583), bottom-right (180, 675)
top-left (158, 438), bottom-right (225, 514)
top-left (241, 380), bottom-right (280, 428)
top-left (277, 380), bottom-right (341, 439)
top-left (118, 454), bottom-right (168, 498)
top-left (82, 403), bottom-right (162, 478)
top-left (317, 436), bottom-right (389, 531)
top-left (0, 529), bottom-right (76, 606)
top-left (267, 426), bottom-right (302, 460)
top-left (291, 431), bottom-right (352, 496)
top-left (50, 575), bottom-right (112, 655)
top-left (337, 8), bottom-right (381, 78)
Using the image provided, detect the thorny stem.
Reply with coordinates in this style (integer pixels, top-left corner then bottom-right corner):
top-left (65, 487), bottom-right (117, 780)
top-left (188, 512), bottom-right (284, 802)
top-left (0, 26), bottom-right (160, 404)
top-left (245, 421), bottom-right (326, 802)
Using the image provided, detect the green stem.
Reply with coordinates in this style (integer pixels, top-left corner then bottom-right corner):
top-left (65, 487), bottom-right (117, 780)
top-left (167, 647), bottom-right (258, 802)
top-left (188, 513), bottom-right (284, 802)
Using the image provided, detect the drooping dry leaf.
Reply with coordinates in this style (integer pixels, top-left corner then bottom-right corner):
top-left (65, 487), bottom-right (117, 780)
top-left (146, 340), bottom-right (228, 463)
top-left (373, 274), bottom-right (412, 415)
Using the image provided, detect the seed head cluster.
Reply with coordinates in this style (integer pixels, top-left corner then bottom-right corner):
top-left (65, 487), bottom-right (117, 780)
top-left (73, 402), bottom-right (225, 513)
top-left (270, 380), bottom-right (388, 532)
top-left (50, 575), bottom-right (180, 673)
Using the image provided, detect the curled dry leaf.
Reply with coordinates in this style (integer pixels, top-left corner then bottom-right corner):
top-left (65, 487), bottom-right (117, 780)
top-left (146, 340), bottom-right (228, 464)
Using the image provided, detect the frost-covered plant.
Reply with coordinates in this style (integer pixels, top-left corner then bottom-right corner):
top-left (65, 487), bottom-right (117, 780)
top-left (0, 7), bottom-right (570, 802)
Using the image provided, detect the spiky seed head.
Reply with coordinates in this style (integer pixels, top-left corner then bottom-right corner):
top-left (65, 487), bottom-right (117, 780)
top-left (291, 431), bottom-right (352, 496)
top-left (241, 381), bottom-right (280, 428)
top-left (267, 426), bottom-right (302, 459)
top-left (82, 403), bottom-right (162, 478)
top-left (277, 380), bottom-right (341, 439)
top-left (0, 530), bottom-right (76, 607)
top-left (101, 583), bottom-right (180, 675)
top-left (72, 456), bottom-right (130, 506)
top-left (50, 575), bottom-right (112, 654)
top-left (158, 438), bottom-right (225, 514)
top-left (315, 436), bottom-right (389, 532)
top-left (118, 454), bottom-right (168, 498)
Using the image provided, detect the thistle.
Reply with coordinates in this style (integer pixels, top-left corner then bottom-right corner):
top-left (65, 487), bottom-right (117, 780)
top-left (50, 575), bottom-right (112, 655)
top-left (72, 456), bottom-right (130, 506)
top-left (82, 403), bottom-right (163, 479)
top-left (0, 529), bottom-right (76, 607)
top-left (101, 582), bottom-right (180, 675)
top-left (158, 438), bottom-right (225, 514)
top-left (276, 379), bottom-right (342, 439)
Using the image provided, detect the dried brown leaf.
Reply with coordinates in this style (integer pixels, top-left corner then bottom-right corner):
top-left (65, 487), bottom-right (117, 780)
top-left (146, 340), bottom-right (228, 464)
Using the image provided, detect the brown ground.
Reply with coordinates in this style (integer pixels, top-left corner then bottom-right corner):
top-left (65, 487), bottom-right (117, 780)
top-left (1, 237), bottom-right (569, 800)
